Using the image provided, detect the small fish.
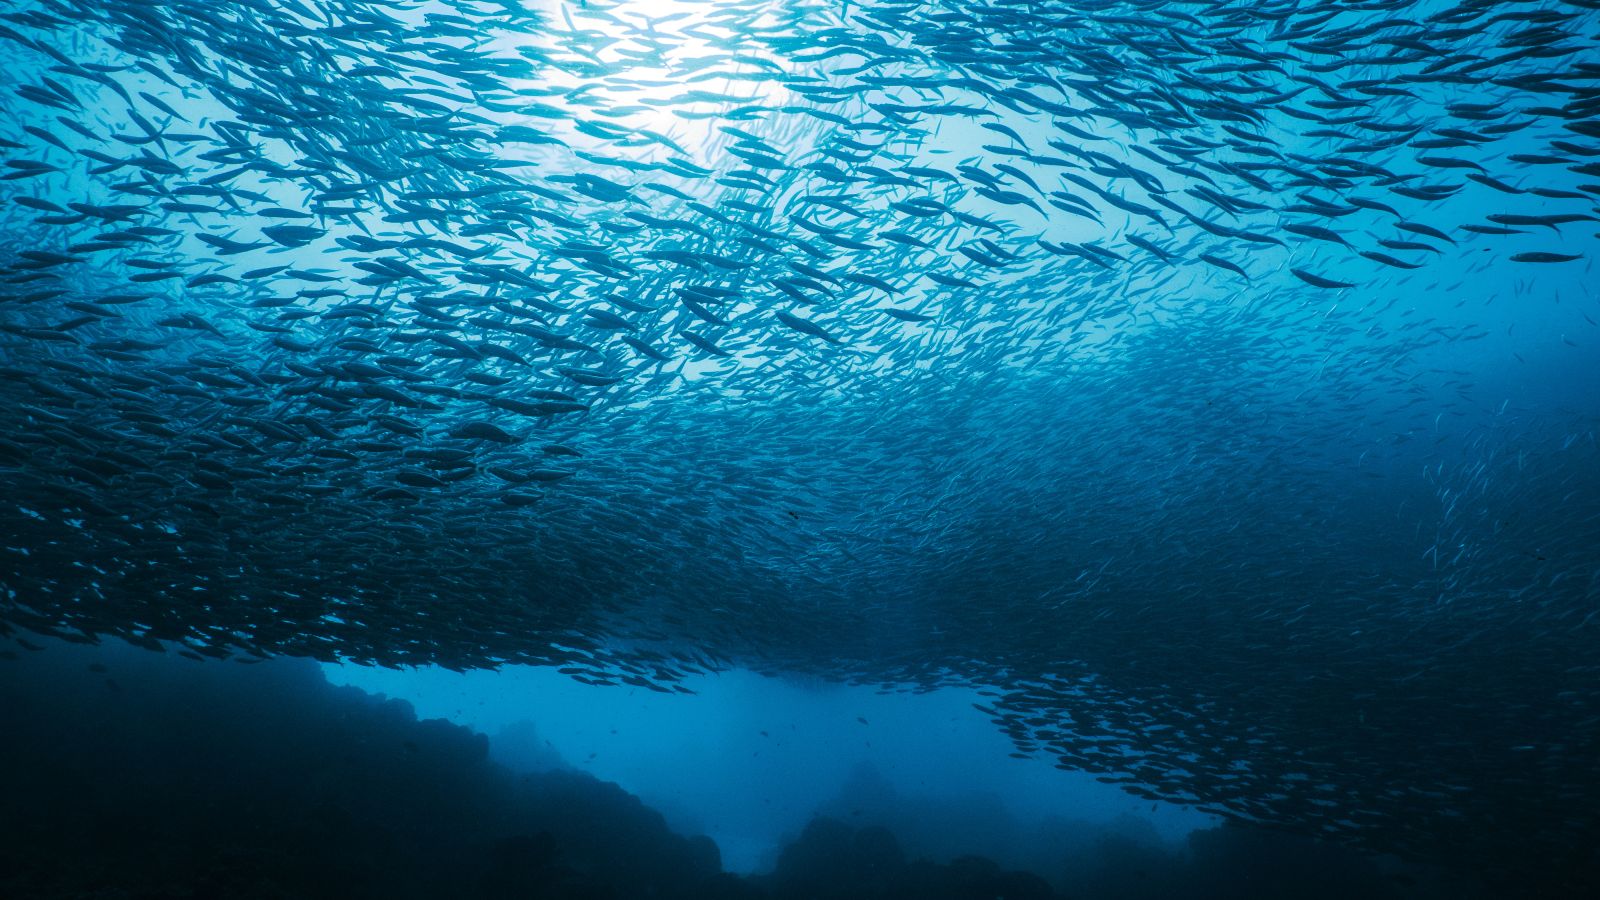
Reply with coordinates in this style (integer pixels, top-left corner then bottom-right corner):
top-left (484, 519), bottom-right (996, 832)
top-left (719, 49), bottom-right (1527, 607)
top-left (1510, 252), bottom-right (1581, 263)
top-left (1290, 268), bottom-right (1354, 289)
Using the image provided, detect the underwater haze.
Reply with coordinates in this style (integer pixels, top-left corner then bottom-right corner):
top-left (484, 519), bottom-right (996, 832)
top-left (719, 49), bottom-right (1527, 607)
top-left (1, 0), bottom-right (1598, 896)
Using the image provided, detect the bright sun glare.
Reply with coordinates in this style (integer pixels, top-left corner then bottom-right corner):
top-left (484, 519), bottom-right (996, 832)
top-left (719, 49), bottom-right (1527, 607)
top-left (506, 0), bottom-right (795, 163)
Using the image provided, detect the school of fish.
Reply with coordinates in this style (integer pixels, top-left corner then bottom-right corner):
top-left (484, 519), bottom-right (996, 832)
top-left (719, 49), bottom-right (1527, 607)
top-left (2, 0), bottom-right (1598, 885)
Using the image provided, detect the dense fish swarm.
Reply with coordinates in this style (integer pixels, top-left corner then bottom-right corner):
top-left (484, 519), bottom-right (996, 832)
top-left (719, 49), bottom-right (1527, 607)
top-left (2, 0), bottom-right (1598, 885)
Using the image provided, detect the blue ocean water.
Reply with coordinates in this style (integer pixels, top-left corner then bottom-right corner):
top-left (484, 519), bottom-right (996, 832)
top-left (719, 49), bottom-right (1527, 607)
top-left (1, 0), bottom-right (1598, 896)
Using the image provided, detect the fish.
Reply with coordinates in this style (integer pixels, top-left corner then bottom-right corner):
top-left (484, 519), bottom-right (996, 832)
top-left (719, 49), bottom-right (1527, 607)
top-left (1289, 268), bottom-right (1355, 289)
top-left (0, 0), bottom-right (1597, 887)
top-left (1510, 252), bottom-right (1582, 263)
